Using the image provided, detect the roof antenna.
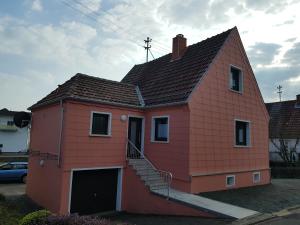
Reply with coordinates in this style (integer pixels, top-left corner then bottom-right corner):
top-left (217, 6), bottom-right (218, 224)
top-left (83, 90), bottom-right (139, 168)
top-left (277, 85), bottom-right (283, 102)
top-left (144, 37), bottom-right (152, 62)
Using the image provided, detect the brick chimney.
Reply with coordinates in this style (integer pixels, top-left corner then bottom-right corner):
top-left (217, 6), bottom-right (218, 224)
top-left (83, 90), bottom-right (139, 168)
top-left (172, 34), bottom-right (187, 61)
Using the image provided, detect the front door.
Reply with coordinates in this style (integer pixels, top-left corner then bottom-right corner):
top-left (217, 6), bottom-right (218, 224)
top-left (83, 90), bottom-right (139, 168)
top-left (127, 117), bottom-right (143, 158)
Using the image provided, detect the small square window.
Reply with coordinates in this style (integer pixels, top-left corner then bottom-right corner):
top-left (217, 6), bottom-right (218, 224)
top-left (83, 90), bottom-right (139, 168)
top-left (226, 175), bottom-right (235, 187)
top-left (90, 112), bottom-right (111, 136)
top-left (230, 66), bottom-right (243, 92)
top-left (152, 117), bottom-right (169, 142)
top-left (253, 172), bottom-right (261, 183)
top-left (235, 120), bottom-right (250, 146)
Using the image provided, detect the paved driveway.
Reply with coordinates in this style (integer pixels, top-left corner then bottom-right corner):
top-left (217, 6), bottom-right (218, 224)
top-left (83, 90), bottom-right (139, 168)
top-left (200, 179), bottom-right (300, 213)
top-left (0, 183), bottom-right (26, 197)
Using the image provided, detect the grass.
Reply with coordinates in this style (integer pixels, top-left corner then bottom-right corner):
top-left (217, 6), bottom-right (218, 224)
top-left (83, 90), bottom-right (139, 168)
top-left (0, 194), bottom-right (41, 225)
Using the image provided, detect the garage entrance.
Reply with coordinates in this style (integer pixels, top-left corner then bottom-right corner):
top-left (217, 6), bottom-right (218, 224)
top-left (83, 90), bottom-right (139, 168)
top-left (70, 168), bottom-right (119, 215)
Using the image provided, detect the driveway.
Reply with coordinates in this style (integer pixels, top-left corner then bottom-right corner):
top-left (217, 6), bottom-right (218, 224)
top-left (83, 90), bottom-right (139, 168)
top-left (200, 179), bottom-right (300, 213)
top-left (0, 183), bottom-right (26, 197)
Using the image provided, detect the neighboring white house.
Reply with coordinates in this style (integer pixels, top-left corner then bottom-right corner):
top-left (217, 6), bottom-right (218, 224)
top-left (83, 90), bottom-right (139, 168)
top-left (266, 94), bottom-right (300, 162)
top-left (0, 108), bottom-right (30, 153)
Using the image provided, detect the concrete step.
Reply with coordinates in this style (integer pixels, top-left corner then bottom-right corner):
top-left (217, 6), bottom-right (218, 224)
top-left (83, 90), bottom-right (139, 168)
top-left (137, 170), bottom-right (159, 176)
top-left (140, 175), bottom-right (162, 182)
top-left (152, 188), bottom-right (258, 219)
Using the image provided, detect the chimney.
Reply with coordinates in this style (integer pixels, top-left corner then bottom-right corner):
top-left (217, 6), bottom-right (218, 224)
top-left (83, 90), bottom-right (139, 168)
top-left (296, 94), bottom-right (300, 107)
top-left (172, 34), bottom-right (187, 61)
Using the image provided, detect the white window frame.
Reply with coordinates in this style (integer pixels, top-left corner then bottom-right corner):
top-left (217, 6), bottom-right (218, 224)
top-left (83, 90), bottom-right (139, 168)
top-left (229, 65), bottom-right (243, 94)
top-left (226, 175), bottom-right (235, 187)
top-left (89, 111), bottom-right (112, 137)
top-left (234, 119), bottom-right (251, 148)
top-left (253, 172), bottom-right (261, 183)
top-left (151, 116), bottom-right (169, 143)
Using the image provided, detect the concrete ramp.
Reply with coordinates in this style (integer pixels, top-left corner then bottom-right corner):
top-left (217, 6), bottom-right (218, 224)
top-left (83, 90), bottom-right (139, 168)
top-left (153, 188), bottom-right (258, 219)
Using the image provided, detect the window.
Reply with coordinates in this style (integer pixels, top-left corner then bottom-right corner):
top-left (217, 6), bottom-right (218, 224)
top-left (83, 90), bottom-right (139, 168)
top-left (0, 163), bottom-right (13, 170)
top-left (90, 112), bottom-right (111, 136)
top-left (230, 66), bottom-right (243, 92)
top-left (226, 175), bottom-right (235, 187)
top-left (151, 116), bottom-right (169, 142)
top-left (7, 121), bottom-right (14, 126)
top-left (235, 120), bottom-right (250, 147)
top-left (14, 164), bottom-right (28, 169)
top-left (253, 172), bottom-right (261, 183)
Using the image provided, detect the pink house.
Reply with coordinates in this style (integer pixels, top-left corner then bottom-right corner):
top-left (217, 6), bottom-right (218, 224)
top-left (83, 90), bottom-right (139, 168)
top-left (26, 27), bottom-right (270, 218)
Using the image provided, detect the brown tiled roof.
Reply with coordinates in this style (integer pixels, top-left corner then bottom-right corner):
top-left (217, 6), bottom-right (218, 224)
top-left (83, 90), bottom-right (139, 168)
top-left (30, 28), bottom-right (234, 110)
top-left (266, 100), bottom-right (300, 139)
top-left (121, 28), bottom-right (234, 106)
top-left (29, 73), bottom-right (141, 109)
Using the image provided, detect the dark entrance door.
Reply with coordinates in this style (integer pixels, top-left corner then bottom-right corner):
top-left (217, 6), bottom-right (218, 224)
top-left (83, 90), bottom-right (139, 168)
top-left (70, 169), bottom-right (118, 215)
top-left (127, 117), bottom-right (143, 158)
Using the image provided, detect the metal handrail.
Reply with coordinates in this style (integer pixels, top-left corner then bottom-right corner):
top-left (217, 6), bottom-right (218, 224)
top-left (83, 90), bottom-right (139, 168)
top-left (127, 139), bottom-right (173, 199)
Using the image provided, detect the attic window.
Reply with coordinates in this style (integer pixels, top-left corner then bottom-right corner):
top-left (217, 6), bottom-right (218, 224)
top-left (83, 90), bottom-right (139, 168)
top-left (90, 112), bottom-right (112, 136)
top-left (230, 66), bottom-right (243, 93)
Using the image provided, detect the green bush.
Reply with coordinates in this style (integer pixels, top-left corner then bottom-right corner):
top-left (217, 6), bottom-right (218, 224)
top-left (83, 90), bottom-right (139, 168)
top-left (19, 210), bottom-right (51, 225)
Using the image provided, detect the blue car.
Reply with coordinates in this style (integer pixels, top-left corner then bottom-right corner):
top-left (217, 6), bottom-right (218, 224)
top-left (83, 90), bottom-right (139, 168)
top-left (0, 162), bottom-right (28, 183)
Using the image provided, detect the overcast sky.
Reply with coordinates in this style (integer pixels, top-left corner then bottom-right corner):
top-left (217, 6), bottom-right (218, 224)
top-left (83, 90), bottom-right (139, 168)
top-left (0, 0), bottom-right (300, 111)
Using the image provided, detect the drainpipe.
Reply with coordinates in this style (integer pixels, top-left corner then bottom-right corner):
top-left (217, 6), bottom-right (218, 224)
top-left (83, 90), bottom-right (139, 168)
top-left (57, 100), bottom-right (64, 167)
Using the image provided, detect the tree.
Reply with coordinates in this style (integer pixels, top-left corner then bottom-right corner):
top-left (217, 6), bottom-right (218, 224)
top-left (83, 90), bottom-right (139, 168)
top-left (271, 138), bottom-right (299, 164)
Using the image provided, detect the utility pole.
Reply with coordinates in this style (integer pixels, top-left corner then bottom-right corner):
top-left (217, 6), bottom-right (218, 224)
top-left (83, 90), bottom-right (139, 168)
top-left (277, 85), bottom-right (283, 102)
top-left (144, 37), bottom-right (152, 62)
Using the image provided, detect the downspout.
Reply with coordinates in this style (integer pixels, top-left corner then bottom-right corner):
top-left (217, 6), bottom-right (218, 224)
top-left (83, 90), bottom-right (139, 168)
top-left (57, 100), bottom-right (64, 167)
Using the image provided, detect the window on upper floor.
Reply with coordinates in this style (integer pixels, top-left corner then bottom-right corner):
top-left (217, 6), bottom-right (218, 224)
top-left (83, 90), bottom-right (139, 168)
top-left (151, 116), bottom-right (169, 142)
top-left (230, 66), bottom-right (243, 93)
top-left (90, 112), bottom-right (112, 136)
top-left (235, 120), bottom-right (250, 147)
top-left (7, 121), bottom-right (14, 126)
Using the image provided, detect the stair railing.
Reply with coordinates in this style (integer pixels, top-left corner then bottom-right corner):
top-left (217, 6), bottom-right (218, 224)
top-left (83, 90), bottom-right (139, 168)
top-left (127, 139), bottom-right (173, 199)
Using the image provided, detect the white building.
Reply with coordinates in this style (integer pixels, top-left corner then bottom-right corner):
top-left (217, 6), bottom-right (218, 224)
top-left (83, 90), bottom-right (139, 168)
top-left (266, 95), bottom-right (300, 162)
top-left (0, 108), bottom-right (29, 153)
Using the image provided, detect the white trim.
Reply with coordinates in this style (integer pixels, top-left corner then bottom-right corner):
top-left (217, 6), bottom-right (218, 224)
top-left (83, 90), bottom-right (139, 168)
top-left (229, 65), bottom-right (243, 94)
top-left (253, 172), bottom-right (261, 183)
top-left (234, 119), bottom-right (251, 148)
top-left (127, 115), bottom-right (145, 155)
top-left (151, 115), bottom-right (170, 143)
top-left (226, 175), bottom-right (236, 187)
top-left (68, 166), bottom-right (123, 213)
top-left (89, 111), bottom-right (112, 137)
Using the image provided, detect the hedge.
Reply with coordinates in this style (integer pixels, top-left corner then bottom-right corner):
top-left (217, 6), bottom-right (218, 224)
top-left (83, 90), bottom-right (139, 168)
top-left (271, 167), bottom-right (300, 178)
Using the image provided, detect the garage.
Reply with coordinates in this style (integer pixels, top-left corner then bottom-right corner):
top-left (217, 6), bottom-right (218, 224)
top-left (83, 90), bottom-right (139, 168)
top-left (70, 168), bottom-right (120, 215)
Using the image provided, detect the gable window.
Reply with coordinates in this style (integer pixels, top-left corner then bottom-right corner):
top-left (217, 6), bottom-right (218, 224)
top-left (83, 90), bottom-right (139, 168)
top-left (235, 120), bottom-right (250, 147)
top-left (151, 116), bottom-right (169, 142)
top-left (90, 112), bottom-right (111, 136)
top-left (230, 66), bottom-right (243, 92)
top-left (226, 175), bottom-right (235, 187)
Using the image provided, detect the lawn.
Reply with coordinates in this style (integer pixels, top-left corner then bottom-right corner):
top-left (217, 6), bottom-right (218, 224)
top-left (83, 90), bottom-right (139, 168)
top-left (200, 179), bottom-right (300, 213)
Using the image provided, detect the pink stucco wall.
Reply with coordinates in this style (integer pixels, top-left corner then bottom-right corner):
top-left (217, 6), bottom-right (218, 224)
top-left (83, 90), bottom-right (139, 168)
top-left (26, 104), bottom-right (63, 213)
top-left (188, 28), bottom-right (270, 193)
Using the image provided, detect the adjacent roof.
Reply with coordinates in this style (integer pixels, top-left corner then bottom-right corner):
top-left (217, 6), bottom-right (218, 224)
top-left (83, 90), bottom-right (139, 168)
top-left (29, 74), bottom-right (141, 109)
top-left (121, 28), bottom-right (234, 106)
top-left (266, 100), bottom-right (300, 139)
top-left (0, 108), bottom-right (18, 116)
top-left (30, 28), bottom-right (235, 109)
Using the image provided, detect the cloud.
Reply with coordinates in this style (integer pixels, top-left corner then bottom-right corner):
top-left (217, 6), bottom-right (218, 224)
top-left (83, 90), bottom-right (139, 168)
top-left (74, 0), bottom-right (102, 14)
top-left (283, 42), bottom-right (300, 66)
top-left (31, 0), bottom-right (43, 12)
top-left (247, 43), bottom-right (282, 67)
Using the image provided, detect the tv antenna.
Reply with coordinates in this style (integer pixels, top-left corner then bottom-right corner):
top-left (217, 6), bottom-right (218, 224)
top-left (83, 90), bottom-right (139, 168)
top-left (277, 85), bottom-right (283, 102)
